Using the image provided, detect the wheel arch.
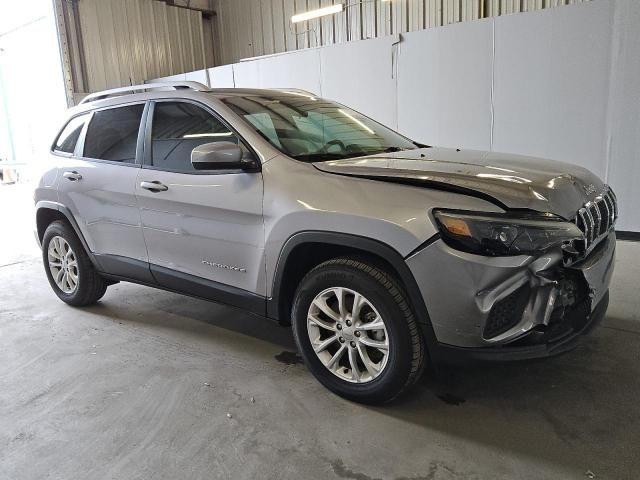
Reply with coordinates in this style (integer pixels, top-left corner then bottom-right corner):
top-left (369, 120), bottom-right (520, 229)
top-left (268, 231), bottom-right (440, 355)
top-left (36, 201), bottom-right (98, 267)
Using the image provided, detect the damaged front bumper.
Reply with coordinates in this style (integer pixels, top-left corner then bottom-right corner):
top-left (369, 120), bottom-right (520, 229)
top-left (407, 231), bottom-right (616, 360)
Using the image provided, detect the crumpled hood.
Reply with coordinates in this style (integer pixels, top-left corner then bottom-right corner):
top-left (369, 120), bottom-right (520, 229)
top-left (313, 147), bottom-right (604, 219)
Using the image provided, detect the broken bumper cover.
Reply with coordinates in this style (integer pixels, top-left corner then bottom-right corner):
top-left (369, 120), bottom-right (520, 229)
top-left (407, 231), bottom-right (615, 359)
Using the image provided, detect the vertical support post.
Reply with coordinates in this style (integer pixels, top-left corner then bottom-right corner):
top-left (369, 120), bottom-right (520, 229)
top-left (52, 0), bottom-right (76, 106)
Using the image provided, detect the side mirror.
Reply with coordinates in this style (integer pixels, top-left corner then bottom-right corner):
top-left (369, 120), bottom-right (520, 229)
top-left (191, 141), bottom-right (246, 170)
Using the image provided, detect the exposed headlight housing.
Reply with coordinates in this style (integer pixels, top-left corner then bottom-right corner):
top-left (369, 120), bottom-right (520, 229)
top-left (433, 209), bottom-right (584, 256)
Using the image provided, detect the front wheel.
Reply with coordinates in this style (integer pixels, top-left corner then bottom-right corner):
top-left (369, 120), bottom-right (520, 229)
top-left (42, 220), bottom-right (107, 306)
top-left (291, 258), bottom-right (426, 404)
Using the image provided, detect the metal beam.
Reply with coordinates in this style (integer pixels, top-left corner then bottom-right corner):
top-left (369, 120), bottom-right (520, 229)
top-left (52, 0), bottom-right (76, 106)
top-left (161, 0), bottom-right (217, 17)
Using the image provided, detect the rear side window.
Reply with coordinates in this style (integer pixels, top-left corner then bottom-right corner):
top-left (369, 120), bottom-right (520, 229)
top-left (150, 102), bottom-right (238, 172)
top-left (83, 104), bottom-right (144, 163)
top-left (54, 114), bottom-right (90, 154)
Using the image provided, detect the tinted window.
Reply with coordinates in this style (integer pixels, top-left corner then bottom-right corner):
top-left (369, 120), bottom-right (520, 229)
top-left (150, 102), bottom-right (238, 172)
top-left (83, 104), bottom-right (144, 163)
top-left (54, 114), bottom-right (90, 154)
top-left (221, 93), bottom-right (416, 162)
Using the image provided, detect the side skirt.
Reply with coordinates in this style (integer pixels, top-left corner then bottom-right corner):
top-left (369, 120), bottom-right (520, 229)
top-left (96, 254), bottom-right (266, 317)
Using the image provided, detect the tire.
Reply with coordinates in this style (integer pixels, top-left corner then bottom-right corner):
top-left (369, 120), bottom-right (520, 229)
top-left (42, 220), bottom-right (107, 306)
top-left (291, 257), bottom-right (426, 404)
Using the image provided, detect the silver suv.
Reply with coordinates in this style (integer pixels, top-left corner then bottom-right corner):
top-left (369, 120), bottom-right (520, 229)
top-left (35, 82), bottom-right (616, 403)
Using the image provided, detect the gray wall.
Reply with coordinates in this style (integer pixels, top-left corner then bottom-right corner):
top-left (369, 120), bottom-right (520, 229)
top-left (54, 0), bottom-right (216, 102)
top-left (214, 0), bottom-right (592, 65)
top-left (157, 0), bottom-right (640, 232)
top-left (77, 0), bottom-right (207, 92)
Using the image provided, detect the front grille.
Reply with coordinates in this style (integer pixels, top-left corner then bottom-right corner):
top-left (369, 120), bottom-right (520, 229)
top-left (574, 186), bottom-right (617, 254)
top-left (483, 285), bottom-right (530, 339)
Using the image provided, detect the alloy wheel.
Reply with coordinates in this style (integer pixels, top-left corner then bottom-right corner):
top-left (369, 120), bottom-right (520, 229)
top-left (48, 236), bottom-right (78, 294)
top-left (307, 287), bottom-right (390, 383)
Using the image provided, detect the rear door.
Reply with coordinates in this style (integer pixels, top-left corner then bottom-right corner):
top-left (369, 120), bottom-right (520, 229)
top-left (135, 99), bottom-right (265, 297)
top-left (55, 103), bottom-right (150, 277)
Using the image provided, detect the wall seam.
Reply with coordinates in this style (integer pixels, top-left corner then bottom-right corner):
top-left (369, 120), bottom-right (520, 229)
top-left (602, 0), bottom-right (619, 185)
top-left (489, 15), bottom-right (496, 151)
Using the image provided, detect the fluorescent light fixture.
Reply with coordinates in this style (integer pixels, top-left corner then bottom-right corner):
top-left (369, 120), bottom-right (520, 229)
top-left (292, 4), bottom-right (343, 23)
top-left (338, 109), bottom-right (374, 134)
top-left (182, 132), bottom-right (233, 138)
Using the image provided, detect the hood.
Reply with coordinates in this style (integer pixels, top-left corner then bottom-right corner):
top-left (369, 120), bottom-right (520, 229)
top-left (312, 147), bottom-right (604, 219)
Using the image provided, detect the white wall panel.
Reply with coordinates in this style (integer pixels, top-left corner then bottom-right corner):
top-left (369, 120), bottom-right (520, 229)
top-left (256, 50), bottom-right (322, 92)
top-left (397, 18), bottom-right (493, 149)
top-left (153, 73), bottom-right (187, 82)
top-left (185, 69), bottom-right (209, 85)
top-left (319, 37), bottom-right (398, 128)
top-left (231, 60), bottom-right (260, 88)
top-left (208, 65), bottom-right (235, 87)
top-left (223, 50), bottom-right (322, 92)
top-left (492, 1), bottom-right (613, 177)
top-left (605, 0), bottom-right (640, 231)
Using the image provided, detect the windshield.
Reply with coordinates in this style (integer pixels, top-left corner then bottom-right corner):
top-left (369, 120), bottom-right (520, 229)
top-left (220, 91), bottom-right (417, 161)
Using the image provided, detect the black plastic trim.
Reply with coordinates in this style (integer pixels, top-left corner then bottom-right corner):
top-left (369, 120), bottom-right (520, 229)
top-left (140, 164), bottom-right (259, 175)
top-left (150, 264), bottom-right (266, 316)
top-left (268, 231), bottom-right (440, 357)
top-left (437, 291), bottom-right (609, 363)
top-left (35, 201), bottom-right (99, 268)
top-left (404, 233), bottom-right (441, 259)
top-left (93, 254), bottom-right (155, 284)
top-left (93, 254), bottom-right (266, 316)
top-left (616, 230), bottom-right (640, 241)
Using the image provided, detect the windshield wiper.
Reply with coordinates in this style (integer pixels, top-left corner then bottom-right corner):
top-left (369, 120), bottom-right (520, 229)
top-left (292, 152), bottom-right (359, 162)
top-left (293, 146), bottom-right (414, 162)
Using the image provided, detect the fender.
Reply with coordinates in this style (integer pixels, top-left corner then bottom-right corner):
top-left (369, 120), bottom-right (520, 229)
top-left (267, 231), bottom-right (441, 355)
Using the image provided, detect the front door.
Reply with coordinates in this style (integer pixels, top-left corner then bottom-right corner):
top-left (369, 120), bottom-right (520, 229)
top-left (55, 103), bottom-right (149, 272)
top-left (135, 100), bottom-right (265, 298)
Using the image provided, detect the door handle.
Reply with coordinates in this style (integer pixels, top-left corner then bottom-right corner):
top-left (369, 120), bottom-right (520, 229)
top-left (140, 181), bottom-right (168, 192)
top-left (63, 171), bottom-right (82, 181)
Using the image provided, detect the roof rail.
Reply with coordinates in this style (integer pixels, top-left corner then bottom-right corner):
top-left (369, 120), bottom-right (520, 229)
top-left (79, 81), bottom-right (210, 105)
top-left (272, 88), bottom-right (318, 98)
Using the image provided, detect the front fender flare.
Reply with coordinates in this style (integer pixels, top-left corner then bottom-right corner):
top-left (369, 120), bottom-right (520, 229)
top-left (268, 231), bottom-right (440, 355)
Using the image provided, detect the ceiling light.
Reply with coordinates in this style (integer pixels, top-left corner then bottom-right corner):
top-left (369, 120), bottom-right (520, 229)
top-left (291, 4), bottom-right (343, 23)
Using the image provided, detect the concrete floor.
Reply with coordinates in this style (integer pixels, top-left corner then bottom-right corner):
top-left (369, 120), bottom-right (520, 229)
top-left (1, 183), bottom-right (639, 480)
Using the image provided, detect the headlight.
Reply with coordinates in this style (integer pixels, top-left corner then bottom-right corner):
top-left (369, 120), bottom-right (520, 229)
top-left (433, 209), bottom-right (584, 256)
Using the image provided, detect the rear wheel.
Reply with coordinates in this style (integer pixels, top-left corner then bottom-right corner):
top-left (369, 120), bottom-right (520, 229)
top-left (291, 257), bottom-right (425, 404)
top-left (42, 221), bottom-right (107, 306)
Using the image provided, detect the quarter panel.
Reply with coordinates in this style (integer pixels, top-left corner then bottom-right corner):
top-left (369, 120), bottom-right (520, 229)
top-left (33, 154), bottom-right (62, 208)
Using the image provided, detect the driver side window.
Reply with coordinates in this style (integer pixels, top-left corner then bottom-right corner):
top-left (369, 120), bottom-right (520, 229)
top-left (150, 102), bottom-right (239, 172)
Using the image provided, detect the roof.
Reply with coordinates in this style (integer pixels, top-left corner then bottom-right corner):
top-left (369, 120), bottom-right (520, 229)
top-left (79, 81), bottom-right (318, 105)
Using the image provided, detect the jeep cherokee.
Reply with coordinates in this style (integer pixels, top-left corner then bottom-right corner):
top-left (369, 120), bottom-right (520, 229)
top-left (34, 82), bottom-right (616, 404)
